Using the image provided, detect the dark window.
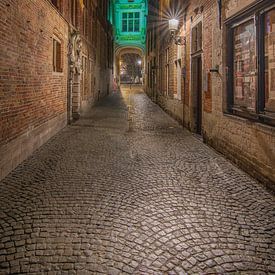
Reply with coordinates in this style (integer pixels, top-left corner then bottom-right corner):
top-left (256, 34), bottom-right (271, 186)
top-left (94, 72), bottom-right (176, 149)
top-left (122, 12), bottom-right (140, 32)
top-left (71, 0), bottom-right (78, 27)
top-left (53, 38), bottom-right (62, 73)
top-left (83, 5), bottom-right (88, 37)
top-left (51, 0), bottom-right (62, 12)
top-left (191, 22), bottom-right (202, 54)
top-left (227, 3), bottom-right (275, 125)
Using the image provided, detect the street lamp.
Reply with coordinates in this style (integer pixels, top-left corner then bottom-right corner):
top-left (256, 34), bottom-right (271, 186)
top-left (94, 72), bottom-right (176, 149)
top-left (168, 18), bottom-right (185, 45)
top-left (137, 60), bottom-right (142, 65)
top-left (169, 19), bottom-right (179, 33)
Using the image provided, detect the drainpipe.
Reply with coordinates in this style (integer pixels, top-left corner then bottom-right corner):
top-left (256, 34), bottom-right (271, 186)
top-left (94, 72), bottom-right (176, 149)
top-left (67, 29), bottom-right (73, 124)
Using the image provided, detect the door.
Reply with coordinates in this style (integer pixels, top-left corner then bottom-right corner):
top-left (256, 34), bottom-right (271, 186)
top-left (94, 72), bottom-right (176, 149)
top-left (191, 55), bottom-right (202, 134)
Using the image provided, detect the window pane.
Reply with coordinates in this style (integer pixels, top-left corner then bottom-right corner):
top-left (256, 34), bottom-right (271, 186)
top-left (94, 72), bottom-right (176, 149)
top-left (129, 20), bottom-right (134, 32)
top-left (56, 41), bottom-right (62, 72)
top-left (122, 13), bottom-right (127, 19)
top-left (233, 19), bottom-right (257, 110)
top-left (135, 12), bottom-right (140, 18)
top-left (128, 13), bottom-right (133, 19)
top-left (265, 8), bottom-right (275, 112)
top-left (122, 20), bottom-right (127, 32)
top-left (53, 40), bottom-right (56, 71)
top-left (134, 19), bottom-right (139, 32)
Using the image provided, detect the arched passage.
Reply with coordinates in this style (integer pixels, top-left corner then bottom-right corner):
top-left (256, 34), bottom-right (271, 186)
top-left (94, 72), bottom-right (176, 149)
top-left (114, 46), bottom-right (145, 87)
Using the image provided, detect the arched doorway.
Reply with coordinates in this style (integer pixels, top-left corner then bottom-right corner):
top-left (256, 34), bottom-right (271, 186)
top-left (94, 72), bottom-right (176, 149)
top-left (114, 46), bottom-right (144, 88)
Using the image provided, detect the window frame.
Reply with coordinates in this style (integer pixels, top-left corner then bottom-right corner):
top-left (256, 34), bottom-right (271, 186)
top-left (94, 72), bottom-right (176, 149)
top-left (121, 12), bottom-right (140, 33)
top-left (191, 21), bottom-right (202, 55)
top-left (226, 1), bottom-right (275, 126)
top-left (52, 37), bottom-right (63, 73)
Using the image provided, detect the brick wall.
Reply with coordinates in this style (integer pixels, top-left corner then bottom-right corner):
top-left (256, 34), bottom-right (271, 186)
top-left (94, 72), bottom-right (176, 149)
top-left (203, 0), bottom-right (275, 187)
top-left (0, 0), bottom-right (114, 180)
top-left (146, 0), bottom-right (275, 188)
top-left (0, 0), bottom-right (69, 180)
top-left (0, 0), bottom-right (68, 147)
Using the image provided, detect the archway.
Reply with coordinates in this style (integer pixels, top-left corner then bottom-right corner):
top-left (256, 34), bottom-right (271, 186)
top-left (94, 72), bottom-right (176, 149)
top-left (114, 46), bottom-right (145, 87)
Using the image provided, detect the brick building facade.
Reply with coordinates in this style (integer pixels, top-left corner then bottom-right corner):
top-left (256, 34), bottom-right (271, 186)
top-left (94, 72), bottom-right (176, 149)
top-left (145, 0), bottom-right (275, 189)
top-left (0, 0), bottom-right (113, 181)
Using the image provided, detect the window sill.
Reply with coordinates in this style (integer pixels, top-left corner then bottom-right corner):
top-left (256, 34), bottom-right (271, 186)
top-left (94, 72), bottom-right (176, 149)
top-left (231, 107), bottom-right (258, 120)
top-left (52, 72), bottom-right (64, 76)
top-left (258, 113), bottom-right (275, 127)
top-left (226, 107), bottom-right (275, 127)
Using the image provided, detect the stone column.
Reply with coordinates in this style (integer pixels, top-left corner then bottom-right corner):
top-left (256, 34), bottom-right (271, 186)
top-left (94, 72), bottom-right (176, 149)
top-left (68, 31), bottom-right (82, 121)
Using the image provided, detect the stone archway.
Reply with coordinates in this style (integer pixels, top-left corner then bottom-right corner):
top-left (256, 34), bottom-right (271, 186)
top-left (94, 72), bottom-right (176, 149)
top-left (114, 46), bottom-right (145, 87)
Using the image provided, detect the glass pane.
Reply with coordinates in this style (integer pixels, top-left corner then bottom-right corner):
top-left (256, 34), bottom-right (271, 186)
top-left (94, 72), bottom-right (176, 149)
top-left (134, 19), bottom-right (139, 32)
top-left (233, 19), bottom-right (257, 111)
top-left (122, 13), bottom-right (127, 19)
top-left (129, 20), bottom-right (134, 32)
top-left (122, 20), bottom-right (127, 32)
top-left (135, 12), bottom-right (140, 18)
top-left (128, 13), bottom-right (133, 19)
top-left (265, 8), bottom-right (275, 112)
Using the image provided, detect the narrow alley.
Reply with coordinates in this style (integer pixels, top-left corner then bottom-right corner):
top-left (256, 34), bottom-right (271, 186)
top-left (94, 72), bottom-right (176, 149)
top-left (1, 0), bottom-right (275, 274)
top-left (0, 87), bottom-right (274, 274)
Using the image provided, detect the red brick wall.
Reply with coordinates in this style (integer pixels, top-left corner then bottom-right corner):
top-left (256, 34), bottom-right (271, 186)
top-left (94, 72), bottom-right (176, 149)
top-left (0, 0), bottom-right (68, 146)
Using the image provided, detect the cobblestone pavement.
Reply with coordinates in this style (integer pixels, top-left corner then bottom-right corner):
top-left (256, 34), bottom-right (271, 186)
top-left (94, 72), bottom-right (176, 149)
top-left (0, 86), bottom-right (275, 275)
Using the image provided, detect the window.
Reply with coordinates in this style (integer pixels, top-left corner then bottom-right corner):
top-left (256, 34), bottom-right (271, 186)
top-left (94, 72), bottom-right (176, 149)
top-left (191, 22), bottom-right (202, 54)
top-left (53, 38), bottom-right (62, 73)
top-left (71, 0), bottom-right (78, 27)
top-left (227, 3), bottom-right (275, 125)
top-left (51, 0), bottom-right (62, 12)
top-left (233, 19), bottom-right (257, 111)
top-left (83, 5), bottom-right (88, 37)
top-left (122, 12), bottom-right (140, 32)
top-left (264, 8), bottom-right (275, 113)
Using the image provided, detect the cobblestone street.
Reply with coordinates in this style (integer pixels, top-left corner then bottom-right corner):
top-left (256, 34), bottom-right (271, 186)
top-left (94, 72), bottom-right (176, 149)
top-left (0, 87), bottom-right (274, 274)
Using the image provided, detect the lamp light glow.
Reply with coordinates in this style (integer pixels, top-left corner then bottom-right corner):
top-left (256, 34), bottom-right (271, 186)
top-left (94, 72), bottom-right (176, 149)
top-left (169, 19), bottom-right (179, 32)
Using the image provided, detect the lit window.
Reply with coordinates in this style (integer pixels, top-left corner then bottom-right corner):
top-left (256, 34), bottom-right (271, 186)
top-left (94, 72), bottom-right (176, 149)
top-left (233, 19), bottom-right (256, 111)
top-left (264, 8), bottom-right (275, 113)
top-left (227, 3), bottom-right (275, 125)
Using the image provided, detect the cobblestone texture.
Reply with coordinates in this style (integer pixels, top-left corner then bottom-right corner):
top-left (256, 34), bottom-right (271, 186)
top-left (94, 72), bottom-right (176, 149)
top-left (0, 86), bottom-right (274, 274)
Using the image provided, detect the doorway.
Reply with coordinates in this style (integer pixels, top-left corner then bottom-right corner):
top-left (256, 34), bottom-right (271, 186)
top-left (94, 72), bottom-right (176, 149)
top-left (191, 55), bottom-right (202, 135)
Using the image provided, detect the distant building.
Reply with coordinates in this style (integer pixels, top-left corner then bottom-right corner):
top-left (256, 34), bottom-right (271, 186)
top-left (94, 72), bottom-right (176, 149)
top-left (110, 0), bottom-right (148, 84)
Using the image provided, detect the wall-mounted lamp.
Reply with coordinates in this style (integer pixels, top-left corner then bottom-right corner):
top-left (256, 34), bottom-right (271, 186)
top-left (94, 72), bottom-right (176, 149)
top-left (168, 19), bottom-right (185, 46)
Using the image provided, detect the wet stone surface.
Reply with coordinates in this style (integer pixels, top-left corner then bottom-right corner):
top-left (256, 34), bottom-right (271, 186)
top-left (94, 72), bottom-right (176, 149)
top-left (0, 87), bottom-right (274, 274)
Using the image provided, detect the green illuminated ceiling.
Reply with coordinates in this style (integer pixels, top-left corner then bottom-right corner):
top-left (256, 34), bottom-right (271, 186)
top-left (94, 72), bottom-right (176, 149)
top-left (110, 0), bottom-right (148, 51)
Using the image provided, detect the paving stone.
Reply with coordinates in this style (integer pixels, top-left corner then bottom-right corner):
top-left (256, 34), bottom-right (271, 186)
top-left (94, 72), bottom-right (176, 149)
top-left (0, 88), bottom-right (274, 273)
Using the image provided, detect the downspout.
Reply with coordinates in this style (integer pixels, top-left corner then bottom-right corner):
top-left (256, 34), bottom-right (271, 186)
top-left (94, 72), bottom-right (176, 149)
top-left (67, 28), bottom-right (73, 124)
